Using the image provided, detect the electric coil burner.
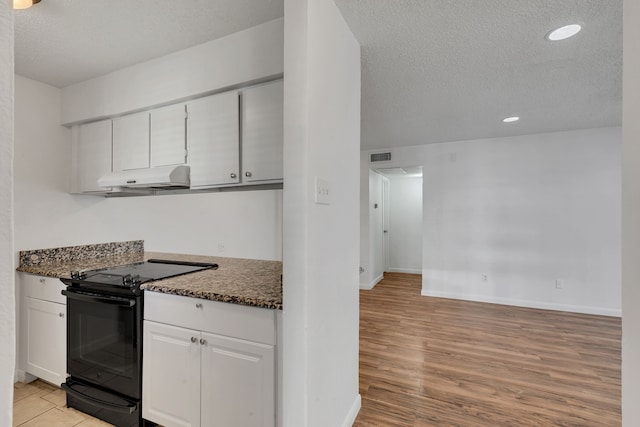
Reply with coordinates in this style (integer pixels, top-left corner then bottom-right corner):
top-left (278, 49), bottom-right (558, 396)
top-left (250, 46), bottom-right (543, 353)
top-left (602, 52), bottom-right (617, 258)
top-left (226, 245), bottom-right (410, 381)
top-left (60, 259), bottom-right (218, 427)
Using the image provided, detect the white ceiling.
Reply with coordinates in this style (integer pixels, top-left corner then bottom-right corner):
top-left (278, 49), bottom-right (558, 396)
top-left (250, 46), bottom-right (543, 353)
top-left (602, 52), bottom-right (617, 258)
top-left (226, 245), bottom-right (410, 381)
top-left (13, 0), bottom-right (284, 88)
top-left (14, 0), bottom-right (622, 151)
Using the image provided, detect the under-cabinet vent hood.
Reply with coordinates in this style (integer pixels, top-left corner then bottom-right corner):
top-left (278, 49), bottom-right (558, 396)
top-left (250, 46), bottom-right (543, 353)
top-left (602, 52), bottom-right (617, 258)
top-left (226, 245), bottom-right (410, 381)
top-left (98, 165), bottom-right (190, 189)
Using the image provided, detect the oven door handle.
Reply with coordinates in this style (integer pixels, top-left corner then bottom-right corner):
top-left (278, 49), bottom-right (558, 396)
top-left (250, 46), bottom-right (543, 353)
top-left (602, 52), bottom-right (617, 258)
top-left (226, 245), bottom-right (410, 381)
top-left (62, 289), bottom-right (136, 307)
top-left (61, 383), bottom-right (137, 414)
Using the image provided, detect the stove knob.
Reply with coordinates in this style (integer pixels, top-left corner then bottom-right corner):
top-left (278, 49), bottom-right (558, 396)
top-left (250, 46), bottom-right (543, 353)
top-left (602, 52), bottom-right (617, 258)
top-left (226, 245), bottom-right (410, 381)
top-left (122, 274), bottom-right (133, 286)
top-left (131, 275), bottom-right (141, 286)
top-left (70, 271), bottom-right (87, 280)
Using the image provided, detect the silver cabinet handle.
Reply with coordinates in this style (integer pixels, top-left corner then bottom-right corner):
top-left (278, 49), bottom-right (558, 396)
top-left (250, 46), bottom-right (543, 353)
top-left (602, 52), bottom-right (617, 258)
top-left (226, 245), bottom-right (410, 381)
top-left (230, 173), bottom-right (237, 179)
top-left (59, 313), bottom-right (64, 318)
top-left (245, 171), bottom-right (252, 178)
top-left (191, 337), bottom-right (197, 343)
top-left (195, 303), bottom-right (203, 309)
top-left (199, 338), bottom-right (207, 345)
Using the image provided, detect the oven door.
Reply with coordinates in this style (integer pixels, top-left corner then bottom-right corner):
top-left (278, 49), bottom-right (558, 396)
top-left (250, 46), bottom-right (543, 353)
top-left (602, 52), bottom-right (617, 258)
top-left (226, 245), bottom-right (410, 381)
top-left (63, 288), bottom-right (141, 399)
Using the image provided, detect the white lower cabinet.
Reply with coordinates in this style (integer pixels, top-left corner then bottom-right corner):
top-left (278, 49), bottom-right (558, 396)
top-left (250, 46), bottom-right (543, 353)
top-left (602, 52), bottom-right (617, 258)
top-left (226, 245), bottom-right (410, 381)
top-left (143, 292), bottom-right (276, 427)
top-left (20, 274), bottom-right (67, 386)
top-left (143, 321), bottom-right (200, 427)
top-left (201, 332), bottom-right (275, 427)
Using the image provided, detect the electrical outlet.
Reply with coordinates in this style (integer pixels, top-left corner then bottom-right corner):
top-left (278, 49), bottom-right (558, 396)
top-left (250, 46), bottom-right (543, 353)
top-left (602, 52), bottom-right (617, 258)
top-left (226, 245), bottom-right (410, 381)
top-left (555, 279), bottom-right (564, 289)
top-left (481, 274), bottom-right (488, 282)
top-left (218, 242), bottom-right (225, 253)
top-left (314, 177), bottom-right (330, 205)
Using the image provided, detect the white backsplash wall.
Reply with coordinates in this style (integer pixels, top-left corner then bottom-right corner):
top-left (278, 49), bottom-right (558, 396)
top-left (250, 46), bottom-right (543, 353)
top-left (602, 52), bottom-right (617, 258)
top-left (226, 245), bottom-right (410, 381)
top-left (14, 75), bottom-right (283, 261)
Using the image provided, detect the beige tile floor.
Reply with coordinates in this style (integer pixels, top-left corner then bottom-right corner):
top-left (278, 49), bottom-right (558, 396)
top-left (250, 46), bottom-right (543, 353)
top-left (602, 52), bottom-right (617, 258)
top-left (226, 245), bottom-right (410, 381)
top-left (13, 380), bottom-right (114, 427)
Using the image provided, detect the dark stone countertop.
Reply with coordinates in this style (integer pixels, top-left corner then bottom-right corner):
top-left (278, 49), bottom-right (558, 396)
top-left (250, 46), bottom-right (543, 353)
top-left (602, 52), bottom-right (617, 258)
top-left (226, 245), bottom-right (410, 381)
top-left (16, 242), bottom-right (282, 310)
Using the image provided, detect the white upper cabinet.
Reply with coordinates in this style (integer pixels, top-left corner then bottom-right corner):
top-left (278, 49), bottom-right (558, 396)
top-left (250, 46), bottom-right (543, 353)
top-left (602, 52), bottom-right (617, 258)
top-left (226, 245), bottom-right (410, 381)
top-left (75, 120), bottom-right (112, 193)
top-left (187, 91), bottom-right (240, 188)
top-left (70, 80), bottom-right (283, 195)
top-left (112, 112), bottom-right (150, 171)
top-left (240, 80), bottom-right (284, 183)
top-left (151, 104), bottom-right (187, 167)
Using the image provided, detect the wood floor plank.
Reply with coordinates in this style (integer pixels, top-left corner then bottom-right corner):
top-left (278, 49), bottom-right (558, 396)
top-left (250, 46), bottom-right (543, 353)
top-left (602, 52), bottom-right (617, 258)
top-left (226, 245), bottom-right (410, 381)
top-left (354, 273), bottom-right (621, 426)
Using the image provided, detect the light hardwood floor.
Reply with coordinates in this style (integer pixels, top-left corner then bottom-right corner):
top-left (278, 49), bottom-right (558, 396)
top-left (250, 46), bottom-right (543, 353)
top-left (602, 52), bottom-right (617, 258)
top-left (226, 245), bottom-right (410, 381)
top-left (353, 273), bottom-right (621, 426)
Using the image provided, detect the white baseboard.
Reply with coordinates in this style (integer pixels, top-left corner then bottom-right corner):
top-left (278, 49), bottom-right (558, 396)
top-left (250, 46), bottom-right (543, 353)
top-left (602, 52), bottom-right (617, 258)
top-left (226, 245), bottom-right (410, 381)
top-left (420, 289), bottom-right (622, 317)
top-left (342, 393), bottom-right (362, 427)
top-left (360, 274), bottom-right (383, 290)
top-left (387, 268), bottom-right (422, 275)
top-left (14, 370), bottom-right (36, 384)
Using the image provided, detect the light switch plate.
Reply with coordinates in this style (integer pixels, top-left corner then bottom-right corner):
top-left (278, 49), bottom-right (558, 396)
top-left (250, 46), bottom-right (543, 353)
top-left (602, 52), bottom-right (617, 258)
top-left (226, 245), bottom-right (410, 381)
top-left (314, 177), bottom-right (330, 205)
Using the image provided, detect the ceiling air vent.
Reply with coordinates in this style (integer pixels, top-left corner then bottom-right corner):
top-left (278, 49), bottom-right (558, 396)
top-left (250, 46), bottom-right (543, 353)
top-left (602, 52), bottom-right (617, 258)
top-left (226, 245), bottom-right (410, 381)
top-left (370, 152), bottom-right (392, 163)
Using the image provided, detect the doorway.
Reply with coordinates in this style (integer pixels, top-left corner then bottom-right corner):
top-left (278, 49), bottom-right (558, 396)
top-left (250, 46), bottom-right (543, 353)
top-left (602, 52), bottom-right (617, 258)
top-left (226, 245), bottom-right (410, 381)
top-left (373, 166), bottom-right (423, 276)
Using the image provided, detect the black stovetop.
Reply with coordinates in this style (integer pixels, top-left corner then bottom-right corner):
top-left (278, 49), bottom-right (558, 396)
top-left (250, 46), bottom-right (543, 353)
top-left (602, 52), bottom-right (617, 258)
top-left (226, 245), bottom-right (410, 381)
top-left (63, 259), bottom-right (218, 291)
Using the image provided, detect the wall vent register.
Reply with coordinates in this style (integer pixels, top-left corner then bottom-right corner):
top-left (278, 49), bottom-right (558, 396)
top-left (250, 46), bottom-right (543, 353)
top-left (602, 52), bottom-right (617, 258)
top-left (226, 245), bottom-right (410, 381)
top-left (370, 152), bottom-right (392, 163)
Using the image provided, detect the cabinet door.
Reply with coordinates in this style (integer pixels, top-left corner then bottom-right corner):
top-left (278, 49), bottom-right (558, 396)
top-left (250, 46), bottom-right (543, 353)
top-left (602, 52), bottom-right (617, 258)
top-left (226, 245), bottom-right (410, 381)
top-left (142, 321), bottom-right (201, 427)
top-left (240, 80), bottom-right (283, 183)
top-left (151, 104), bottom-right (187, 167)
top-left (201, 333), bottom-right (275, 427)
top-left (24, 297), bottom-right (66, 386)
top-left (76, 120), bottom-right (112, 193)
top-left (187, 91), bottom-right (240, 187)
top-left (112, 112), bottom-right (150, 171)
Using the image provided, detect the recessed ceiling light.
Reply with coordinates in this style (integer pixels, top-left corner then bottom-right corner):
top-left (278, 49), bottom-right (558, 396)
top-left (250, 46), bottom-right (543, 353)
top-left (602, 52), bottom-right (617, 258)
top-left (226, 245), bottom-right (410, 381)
top-left (547, 24), bottom-right (582, 41)
top-left (13, 0), bottom-right (41, 9)
top-left (502, 116), bottom-right (520, 123)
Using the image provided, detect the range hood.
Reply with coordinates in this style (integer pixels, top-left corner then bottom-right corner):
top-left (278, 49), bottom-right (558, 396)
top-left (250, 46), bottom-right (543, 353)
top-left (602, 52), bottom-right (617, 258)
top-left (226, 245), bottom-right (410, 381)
top-left (98, 165), bottom-right (190, 189)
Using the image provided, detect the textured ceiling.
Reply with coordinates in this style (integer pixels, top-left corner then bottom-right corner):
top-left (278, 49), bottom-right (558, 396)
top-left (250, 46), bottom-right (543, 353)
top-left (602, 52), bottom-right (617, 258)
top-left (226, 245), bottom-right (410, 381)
top-left (14, 0), bottom-right (622, 150)
top-left (13, 0), bottom-right (284, 88)
top-left (335, 0), bottom-right (622, 149)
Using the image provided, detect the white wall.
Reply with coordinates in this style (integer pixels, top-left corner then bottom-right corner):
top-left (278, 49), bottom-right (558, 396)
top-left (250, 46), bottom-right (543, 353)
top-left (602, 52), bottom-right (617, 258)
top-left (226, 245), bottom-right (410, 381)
top-left (362, 127), bottom-right (621, 316)
top-left (0, 1), bottom-right (14, 424)
top-left (622, 0), bottom-right (640, 423)
top-left (282, 0), bottom-right (361, 425)
top-left (15, 77), bottom-right (282, 263)
top-left (359, 155), bottom-right (370, 288)
top-left (387, 176), bottom-right (422, 274)
top-left (61, 18), bottom-right (284, 124)
top-left (361, 170), bottom-right (384, 288)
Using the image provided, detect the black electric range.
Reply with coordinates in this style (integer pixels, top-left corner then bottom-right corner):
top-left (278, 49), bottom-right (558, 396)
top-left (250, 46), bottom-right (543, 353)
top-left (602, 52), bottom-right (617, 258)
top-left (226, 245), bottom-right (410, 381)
top-left (60, 259), bottom-right (218, 427)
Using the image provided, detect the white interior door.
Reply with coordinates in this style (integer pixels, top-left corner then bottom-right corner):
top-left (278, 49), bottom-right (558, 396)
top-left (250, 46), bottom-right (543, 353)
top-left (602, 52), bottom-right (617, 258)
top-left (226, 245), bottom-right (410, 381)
top-left (383, 177), bottom-right (390, 272)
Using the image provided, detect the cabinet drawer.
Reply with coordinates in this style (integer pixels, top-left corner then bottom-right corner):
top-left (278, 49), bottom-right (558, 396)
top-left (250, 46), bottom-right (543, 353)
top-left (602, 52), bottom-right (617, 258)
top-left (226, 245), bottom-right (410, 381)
top-left (22, 274), bottom-right (66, 304)
top-left (144, 292), bottom-right (276, 345)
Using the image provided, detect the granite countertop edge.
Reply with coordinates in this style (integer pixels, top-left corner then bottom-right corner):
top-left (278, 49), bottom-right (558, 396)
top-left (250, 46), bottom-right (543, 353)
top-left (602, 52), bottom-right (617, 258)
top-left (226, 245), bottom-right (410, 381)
top-left (17, 250), bottom-right (282, 310)
top-left (140, 284), bottom-right (282, 310)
